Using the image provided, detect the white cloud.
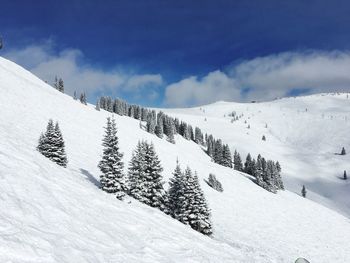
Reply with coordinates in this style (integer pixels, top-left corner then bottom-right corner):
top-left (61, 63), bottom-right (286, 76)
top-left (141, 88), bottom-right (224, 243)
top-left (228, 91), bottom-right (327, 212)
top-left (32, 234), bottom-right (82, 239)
top-left (125, 74), bottom-right (163, 92)
top-left (165, 51), bottom-right (350, 107)
top-left (165, 71), bottom-right (240, 107)
top-left (6, 44), bottom-right (350, 107)
top-left (3, 43), bottom-right (163, 101)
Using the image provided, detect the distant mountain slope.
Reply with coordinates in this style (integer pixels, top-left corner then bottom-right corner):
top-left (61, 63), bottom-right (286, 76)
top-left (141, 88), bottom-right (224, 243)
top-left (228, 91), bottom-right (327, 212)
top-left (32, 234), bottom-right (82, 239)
top-left (1, 56), bottom-right (350, 262)
top-left (163, 94), bottom-right (350, 217)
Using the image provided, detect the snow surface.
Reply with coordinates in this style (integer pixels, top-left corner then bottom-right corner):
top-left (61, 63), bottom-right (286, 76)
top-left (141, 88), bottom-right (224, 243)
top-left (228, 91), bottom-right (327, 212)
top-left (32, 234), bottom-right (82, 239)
top-left (162, 94), bottom-right (350, 218)
top-left (1, 57), bottom-right (350, 262)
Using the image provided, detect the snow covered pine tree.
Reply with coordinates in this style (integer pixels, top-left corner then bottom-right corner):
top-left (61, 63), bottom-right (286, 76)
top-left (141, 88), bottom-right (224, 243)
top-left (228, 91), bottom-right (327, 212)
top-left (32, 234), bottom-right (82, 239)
top-left (233, 150), bottom-right (243, 171)
top-left (301, 185), bottom-right (307, 198)
top-left (128, 141), bottom-right (147, 201)
top-left (37, 119), bottom-right (67, 167)
top-left (98, 117), bottom-right (127, 199)
top-left (167, 164), bottom-right (212, 235)
top-left (142, 141), bottom-right (167, 210)
top-left (128, 141), bottom-right (166, 211)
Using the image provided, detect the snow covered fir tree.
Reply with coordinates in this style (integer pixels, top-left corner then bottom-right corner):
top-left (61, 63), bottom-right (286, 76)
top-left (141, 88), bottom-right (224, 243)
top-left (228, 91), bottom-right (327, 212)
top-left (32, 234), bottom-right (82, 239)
top-left (37, 119), bottom-right (67, 167)
top-left (167, 163), bottom-right (212, 235)
top-left (301, 185), bottom-right (307, 198)
top-left (98, 117), bottom-right (127, 199)
top-left (233, 150), bottom-right (243, 171)
top-left (128, 140), bottom-right (166, 211)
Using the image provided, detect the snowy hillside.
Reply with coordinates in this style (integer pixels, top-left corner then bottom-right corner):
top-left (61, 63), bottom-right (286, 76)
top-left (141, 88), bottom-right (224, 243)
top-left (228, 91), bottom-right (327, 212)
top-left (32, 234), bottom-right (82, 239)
top-left (163, 94), bottom-right (350, 217)
top-left (1, 56), bottom-right (350, 262)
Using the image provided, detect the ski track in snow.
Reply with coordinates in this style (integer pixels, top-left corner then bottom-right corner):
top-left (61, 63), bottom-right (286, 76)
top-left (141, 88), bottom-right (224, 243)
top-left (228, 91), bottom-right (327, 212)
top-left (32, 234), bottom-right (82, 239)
top-left (1, 57), bottom-right (350, 262)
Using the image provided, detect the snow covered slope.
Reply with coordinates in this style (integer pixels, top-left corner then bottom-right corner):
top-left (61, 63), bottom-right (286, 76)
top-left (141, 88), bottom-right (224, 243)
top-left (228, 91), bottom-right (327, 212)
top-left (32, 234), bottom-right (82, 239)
top-left (1, 56), bottom-right (350, 262)
top-left (163, 94), bottom-right (350, 218)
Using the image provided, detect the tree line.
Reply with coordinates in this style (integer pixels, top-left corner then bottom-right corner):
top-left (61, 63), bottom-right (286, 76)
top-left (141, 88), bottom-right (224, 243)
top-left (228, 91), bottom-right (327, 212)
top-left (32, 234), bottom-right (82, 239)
top-left (97, 96), bottom-right (284, 193)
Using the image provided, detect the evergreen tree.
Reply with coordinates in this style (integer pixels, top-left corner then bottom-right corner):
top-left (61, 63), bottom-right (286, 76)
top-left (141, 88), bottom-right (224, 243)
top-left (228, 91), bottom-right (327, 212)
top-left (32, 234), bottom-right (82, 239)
top-left (146, 112), bottom-right (156, 134)
top-left (206, 135), bottom-right (214, 158)
top-left (156, 111), bottom-right (164, 138)
top-left (53, 122), bottom-right (68, 167)
top-left (96, 100), bottom-right (100, 111)
top-left (142, 142), bottom-right (166, 210)
top-left (37, 120), bottom-right (67, 167)
top-left (155, 124), bottom-right (163, 138)
top-left (141, 108), bottom-right (148, 121)
top-left (37, 133), bottom-right (46, 154)
top-left (183, 168), bottom-right (212, 235)
top-left (188, 125), bottom-right (194, 141)
top-left (194, 127), bottom-right (204, 145)
top-left (254, 154), bottom-right (265, 187)
top-left (167, 165), bottom-right (212, 235)
top-left (262, 135), bottom-right (266, 141)
top-left (222, 144), bottom-right (232, 168)
top-left (213, 140), bottom-right (223, 164)
top-left (233, 150), bottom-right (243, 171)
top-left (73, 91), bottom-right (77, 100)
top-left (128, 141), bottom-right (166, 210)
top-left (53, 76), bottom-right (58, 89)
top-left (58, 78), bottom-right (64, 93)
top-left (275, 161), bottom-right (284, 190)
top-left (166, 119), bottom-right (176, 144)
top-left (341, 147), bottom-right (346, 155)
top-left (174, 118), bottom-right (180, 133)
top-left (344, 170), bottom-right (347, 180)
top-left (244, 153), bottom-right (255, 175)
top-left (128, 141), bottom-right (147, 201)
top-left (39, 119), bottom-right (55, 158)
top-left (301, 185), bottom-right (307, 198)
top-left (80, 92), bottom-right (87, 105)
top-left (98, 117), bottom-right (127, 199)
top-left (167, 162), bottom-right (185, 218)
top-left (264, 160), bottom-right (277, 193)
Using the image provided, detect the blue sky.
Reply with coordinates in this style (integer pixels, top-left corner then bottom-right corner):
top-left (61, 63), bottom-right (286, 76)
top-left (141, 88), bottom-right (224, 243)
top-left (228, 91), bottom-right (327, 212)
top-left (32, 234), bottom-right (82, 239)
top-left (2, 0), bottom-right (350, 107)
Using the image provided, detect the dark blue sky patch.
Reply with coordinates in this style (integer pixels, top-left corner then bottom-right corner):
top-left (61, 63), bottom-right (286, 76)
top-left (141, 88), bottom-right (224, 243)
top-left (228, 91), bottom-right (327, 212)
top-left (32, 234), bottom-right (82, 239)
top-left (1, 0), bottom-right (350, 106)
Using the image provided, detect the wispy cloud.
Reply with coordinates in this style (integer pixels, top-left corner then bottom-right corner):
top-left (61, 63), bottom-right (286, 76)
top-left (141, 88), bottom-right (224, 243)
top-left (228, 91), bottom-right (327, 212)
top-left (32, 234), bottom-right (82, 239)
top-left (5, 44), bottom-right (350, 107)
top-left (165, 51), bottom-right (350, 107)
top-left (3, 42), bottom-right (163, 102)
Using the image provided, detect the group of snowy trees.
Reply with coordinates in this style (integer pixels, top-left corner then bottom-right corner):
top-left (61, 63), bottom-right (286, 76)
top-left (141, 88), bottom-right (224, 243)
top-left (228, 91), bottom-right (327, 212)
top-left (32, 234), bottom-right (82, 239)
top-left (53, 76), bottom-right (64, 93)
top-left (51, 76), bottom-right (89, 105)
top-left (98, 116), bottom-right (212, 235)
top-left (168, 163), bottom-right (212, 235)
top-left (37, 119), bottom-right (67, 167)
top-left (97, 96), bottom-right (284, 194)
top-left (206, 134), bottom-right (283, 193)
top-left (72, 91), bottom-right (87, 105)
top-left (97, 96), bottom-right (207, 146)
top-left (233, 152), bottom-right (284, 193)
top-left (206, 135), bottom-right (232, 168)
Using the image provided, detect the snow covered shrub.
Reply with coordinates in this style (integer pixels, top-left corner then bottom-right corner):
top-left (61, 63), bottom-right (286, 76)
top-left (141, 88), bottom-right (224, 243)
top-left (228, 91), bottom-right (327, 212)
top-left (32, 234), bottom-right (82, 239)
top-left (206, 173), bottom-right (223, 192)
